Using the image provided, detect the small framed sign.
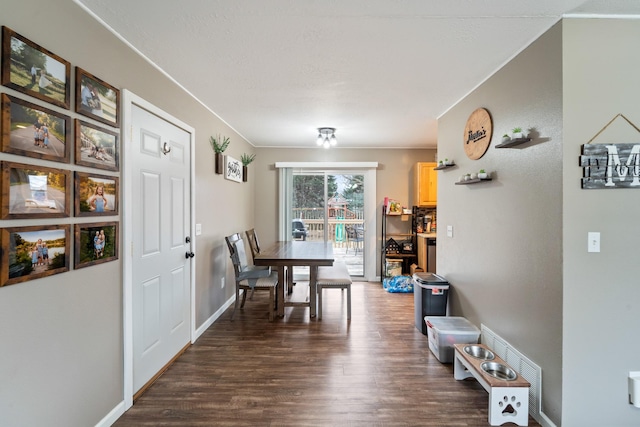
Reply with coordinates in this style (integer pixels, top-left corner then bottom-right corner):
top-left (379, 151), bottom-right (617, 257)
top-left (225, 155), bottom-right (242, 183)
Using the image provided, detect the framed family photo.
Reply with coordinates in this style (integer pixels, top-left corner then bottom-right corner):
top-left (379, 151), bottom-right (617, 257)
top-left (1, 94), bottom-right (71, 163)
top-left (1, 26), bottom-right (71, 109)
top-left (1, 161), bottom-right (70, 219)
top-left (0, 224), bottom-right (70, 287)
top-left (74, 222), bottom-right (119, 269)
top-left (74, 171), bottom-right (118, 216)
top-left (75, 67), bottom-right (119, 127)
top-left (74, 119), bottom-right (119, 171)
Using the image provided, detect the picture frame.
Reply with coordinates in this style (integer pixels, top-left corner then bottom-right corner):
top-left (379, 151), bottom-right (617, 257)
top-left (74, 171), bottom-right (118, 216)
top-left (74, 221), bottom-right (119, 269)
top-left (74, 119), bottom-right (119, 171)
top-left (75, 67), bottom-right (119, 127)
top-left (0, 224), bottom-right (70, 287)
top-left (0, 160), bottom-right (70, 219)
top-left (225, 155), bottom-right (242, 183)
top-left (1, 93), bottom-right (71, 163)
top-left (1, 26), bottom-right (71, 109)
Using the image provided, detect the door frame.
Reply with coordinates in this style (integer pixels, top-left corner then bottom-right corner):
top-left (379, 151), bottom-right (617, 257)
top-left (121, 90), bottom-right (196, 409)
top-left (275, 162), bottom-right (378, 281)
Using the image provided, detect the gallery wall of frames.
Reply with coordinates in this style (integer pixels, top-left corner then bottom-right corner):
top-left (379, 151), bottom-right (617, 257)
top-left (0, 26), bottom-right (120, 287)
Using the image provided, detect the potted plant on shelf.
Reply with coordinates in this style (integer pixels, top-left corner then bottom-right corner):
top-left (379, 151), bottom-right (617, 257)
top-left (240, 153), bottom-right (256, 182)
top-left (444, 158), bottom-right (454, 166)
top-left (478, 169), bottom-right (488, 179)
top-left (210, 134), bottom-right (230, 174)
top-left (501, 133), bottom-right (511, 144)
top-left (512, 127), bottom-right (524, 139)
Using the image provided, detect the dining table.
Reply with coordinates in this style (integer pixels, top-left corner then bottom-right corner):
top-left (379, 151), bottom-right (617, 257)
top-left (253, 240), bottom-right (334, 318)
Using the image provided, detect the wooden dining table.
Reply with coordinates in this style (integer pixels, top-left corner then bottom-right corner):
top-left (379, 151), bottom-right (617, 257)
top-left (253, 241), bottom-right (334, 318)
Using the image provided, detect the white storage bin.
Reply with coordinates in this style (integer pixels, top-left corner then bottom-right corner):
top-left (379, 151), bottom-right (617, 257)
top-left (424, 316), bottom-right (480, 363)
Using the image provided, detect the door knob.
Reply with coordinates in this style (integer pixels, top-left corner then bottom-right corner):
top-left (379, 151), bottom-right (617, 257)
top-left (185, 251), bottom-right (195, 259)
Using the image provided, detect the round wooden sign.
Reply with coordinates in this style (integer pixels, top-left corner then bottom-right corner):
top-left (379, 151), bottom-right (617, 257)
top-left (463, 108), bottom-right (493, 160)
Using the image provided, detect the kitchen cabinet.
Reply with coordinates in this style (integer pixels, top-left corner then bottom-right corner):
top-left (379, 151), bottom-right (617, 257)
top-left (415, 162), bottom-right (437, 206)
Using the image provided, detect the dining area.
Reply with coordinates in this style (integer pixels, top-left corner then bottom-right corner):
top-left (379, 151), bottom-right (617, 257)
top-left (225, 230), bottom-right (353, 321)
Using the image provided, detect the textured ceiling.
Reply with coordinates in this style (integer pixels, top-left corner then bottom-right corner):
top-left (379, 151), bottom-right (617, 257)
top-left (75, 0), bottom-right (640, 149)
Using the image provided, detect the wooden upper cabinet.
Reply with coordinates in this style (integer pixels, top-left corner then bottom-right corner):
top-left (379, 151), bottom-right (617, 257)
top-left (415, 162), bottom-right (437, 206)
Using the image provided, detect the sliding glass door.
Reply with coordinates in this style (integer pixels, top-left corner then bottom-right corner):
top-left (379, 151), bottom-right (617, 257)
top-left (288, 171), bottom-right (364, 277)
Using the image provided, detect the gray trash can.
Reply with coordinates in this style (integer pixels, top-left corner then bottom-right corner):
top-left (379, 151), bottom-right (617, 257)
top-left (413, 272), bottom-right (449, 334)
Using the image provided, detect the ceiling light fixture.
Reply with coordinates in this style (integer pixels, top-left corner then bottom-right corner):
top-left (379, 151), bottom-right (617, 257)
top-left (316, 127), bottom-right (337, 149)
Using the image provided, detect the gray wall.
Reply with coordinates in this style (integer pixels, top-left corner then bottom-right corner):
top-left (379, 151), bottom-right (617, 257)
top-left (0, 0), bottom-right (253, 425)
top-left (562, 18), bottom-right (640, 426)
top-left (437, 23), bottom-right (564, 424)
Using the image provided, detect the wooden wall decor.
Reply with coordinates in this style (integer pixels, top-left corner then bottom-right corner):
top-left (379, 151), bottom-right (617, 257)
top-left (579, 114), bottom-right (640, 189)
top-left (463, 108), bottom-right (493, 160)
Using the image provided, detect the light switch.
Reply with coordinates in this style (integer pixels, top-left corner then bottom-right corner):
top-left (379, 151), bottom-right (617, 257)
top-left (196, 223), bottom-right (202, 235)
top-left (588, 232), bottom-right (600, 253)
top-left (447, 225), bottom-right (453, 238)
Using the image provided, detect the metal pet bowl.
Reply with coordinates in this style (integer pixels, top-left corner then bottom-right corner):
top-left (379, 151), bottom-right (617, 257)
top-left (481, 361), bottom-right (518, 381)
top-left (463, 345), bottom-right (495, 360)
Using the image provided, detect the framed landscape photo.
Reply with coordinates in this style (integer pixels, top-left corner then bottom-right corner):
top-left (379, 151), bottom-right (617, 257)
top-left (0, 161), bottom-right (70, 219)
top-left (75, 67), bottom-right (119, 127)
top-left (1, 94), bottom-right (71, 163)
top-left (0, 224), bottom-right (70, 287)
top-left (74, 171), bottom-right (118, 216)
top-left (1, 26), bottom-right (71, 109)
top-left (74, 221), bottom-right (119, 269)
top-left (74, 119), bottom-right (119, 171)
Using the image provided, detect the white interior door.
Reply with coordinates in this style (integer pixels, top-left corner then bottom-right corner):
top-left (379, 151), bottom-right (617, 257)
top-left (130, 103), bottom-right (192, 394)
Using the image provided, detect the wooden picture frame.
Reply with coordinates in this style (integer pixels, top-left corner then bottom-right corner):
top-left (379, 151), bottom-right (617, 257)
top-left (74, 119), bottom-right (119, 171)
top-left (225, 155), bottom-right (242, 183)
top-left (75, 67), bottom-right (119, 127)
top-left (74, 221), bottom-right (119, 269)
top-left (74, 171), bottom-right (118, 216)
top-left (1, 94), bottom-right (71, 163)
top-left (0, 224), bottom-right (70, 287)
top-left (1, 26), bottom-right (71, 109)
top-left (0, 160), bottom-right (70, 219)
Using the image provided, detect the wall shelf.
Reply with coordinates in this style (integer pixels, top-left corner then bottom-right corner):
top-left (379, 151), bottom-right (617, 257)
top-left (495, 138), bottom-right (531, 148)
top-left (434, 164), bottom-right (456, 170)
top-left (455, 178), bottom-right (492, 185)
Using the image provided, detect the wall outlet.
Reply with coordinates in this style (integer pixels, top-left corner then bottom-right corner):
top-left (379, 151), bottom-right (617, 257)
top-left (221, 277), bottom-right (225, 289)
top-left (196, 223), bottom-right (202, 235)
top-left (447, 225), bottom-right (453, 238)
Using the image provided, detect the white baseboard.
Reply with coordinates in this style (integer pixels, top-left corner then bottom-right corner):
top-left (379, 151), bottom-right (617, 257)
top-left (94, 400), bottom-right (126, 427)
top-left (193, 295), bottom-right (235, 342)
top-left (538, 410), bottom-right (558, 427)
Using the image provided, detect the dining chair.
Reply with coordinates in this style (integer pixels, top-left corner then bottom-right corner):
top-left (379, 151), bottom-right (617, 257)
top-left (346, 225), bottom-right (364, 255)
top-left (245, 228), bottom-right (261, 261)
top-left (225, 233), bottom-right (278, 321)
top-left (246, 228), bottom-right (294, 293)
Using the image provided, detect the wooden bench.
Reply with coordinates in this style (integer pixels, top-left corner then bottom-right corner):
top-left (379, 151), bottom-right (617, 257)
top-left (316, 262), bottom-right (352, 320)
top-left (453, 343), bottom-right (530, 426)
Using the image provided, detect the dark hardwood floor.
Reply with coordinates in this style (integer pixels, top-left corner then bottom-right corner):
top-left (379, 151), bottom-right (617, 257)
top-left (114, 281), bottom-right (540, 426)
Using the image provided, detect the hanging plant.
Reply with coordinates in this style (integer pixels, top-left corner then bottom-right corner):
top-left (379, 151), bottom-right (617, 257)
top-left (240, 153), bottom-right (255, 182)
top-left (240, 153), bottom-right (256, 166)
top-left (209, 134), bottom-right (230, 174)
top-left (209, 134), bottom-right (230, 153)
